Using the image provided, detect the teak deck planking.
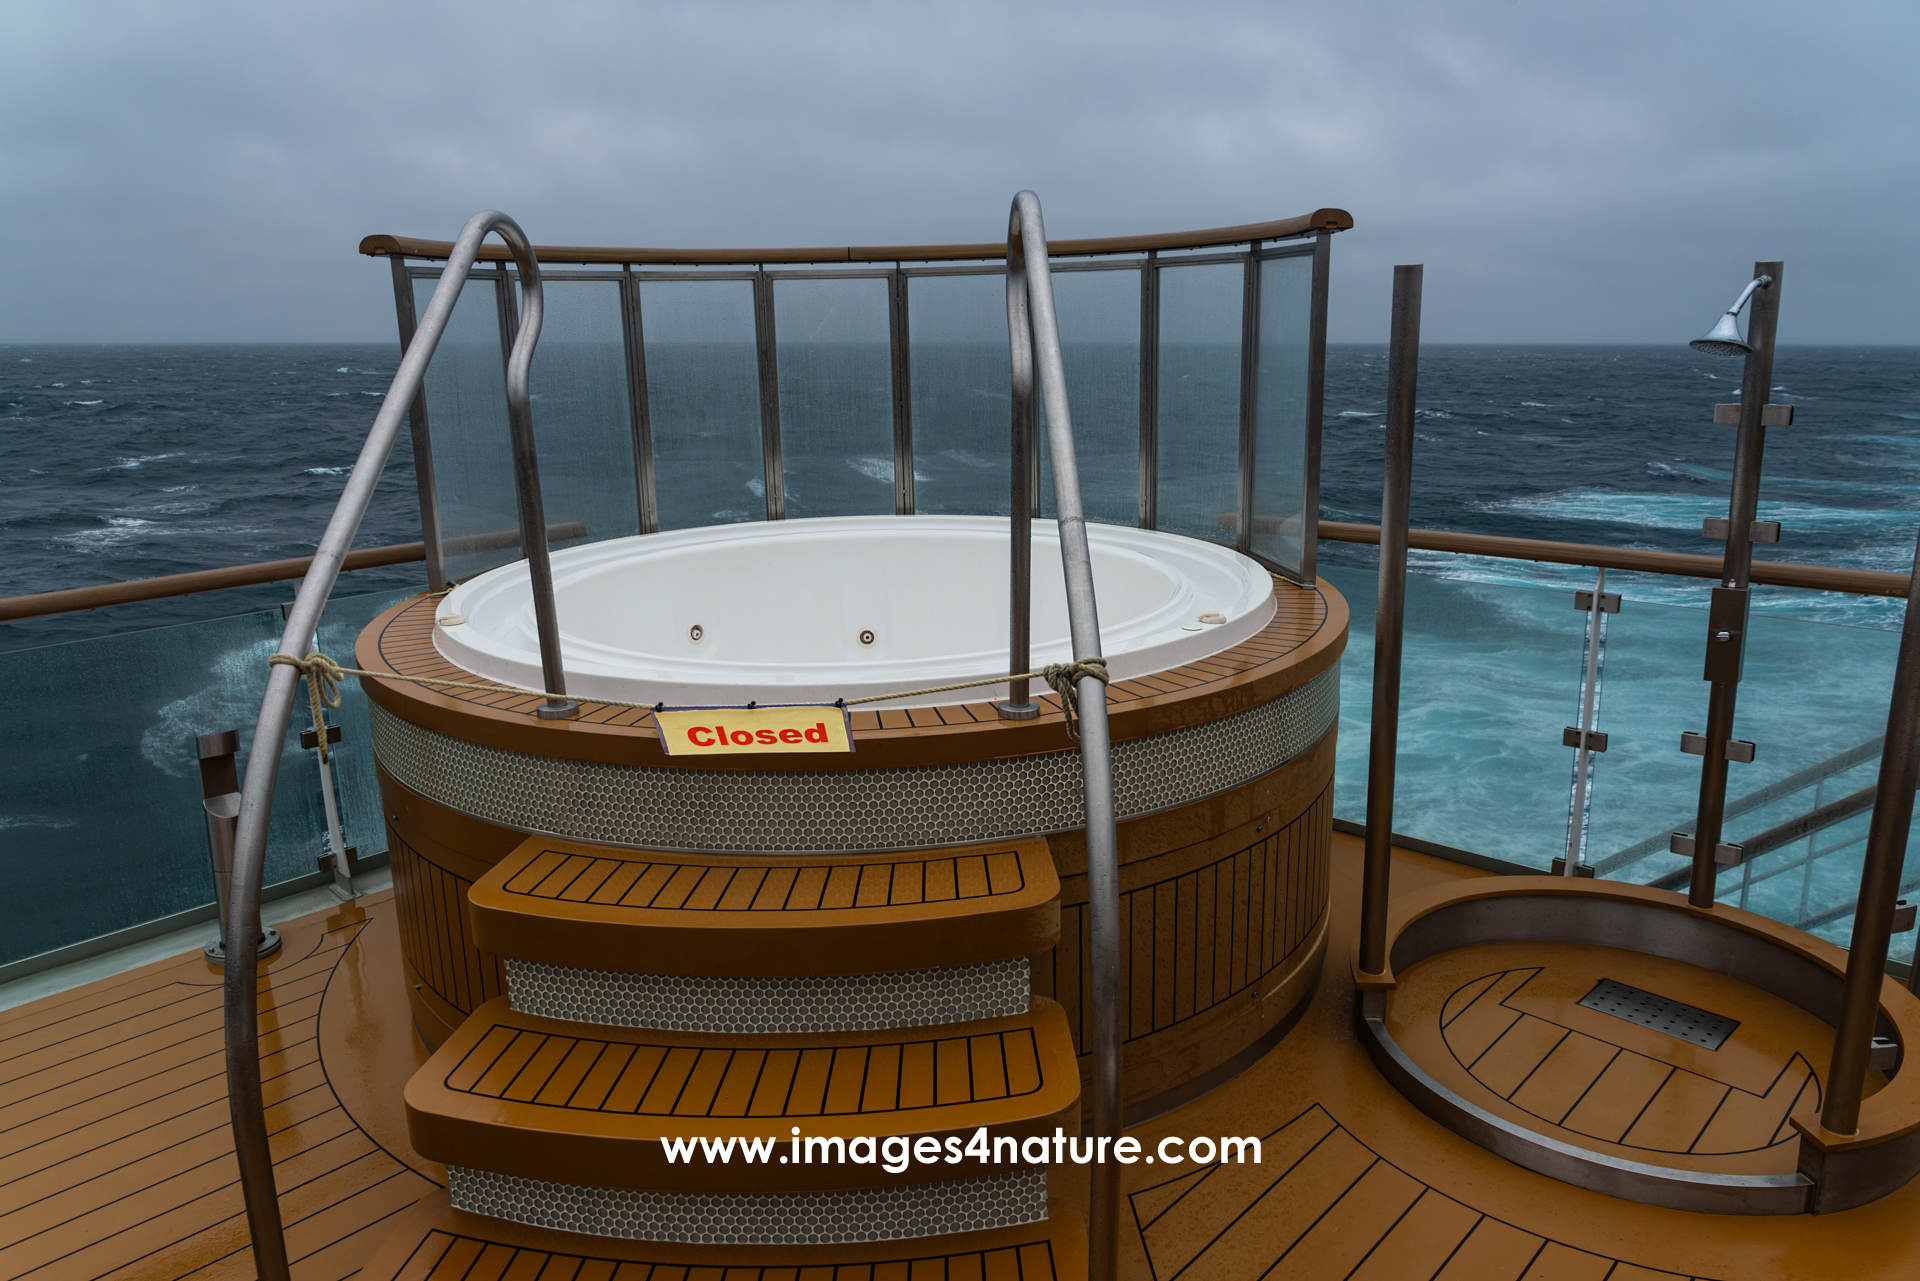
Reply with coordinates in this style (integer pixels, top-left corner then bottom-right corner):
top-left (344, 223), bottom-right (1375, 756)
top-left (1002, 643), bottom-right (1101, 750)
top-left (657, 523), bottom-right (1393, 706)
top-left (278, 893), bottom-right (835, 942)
top-left (0, 897), bottom-right (437, 1281)
top-left (464, 837), bottom-right (1061, 978)
top-left (7, 839), bottom-right (1920, 1279)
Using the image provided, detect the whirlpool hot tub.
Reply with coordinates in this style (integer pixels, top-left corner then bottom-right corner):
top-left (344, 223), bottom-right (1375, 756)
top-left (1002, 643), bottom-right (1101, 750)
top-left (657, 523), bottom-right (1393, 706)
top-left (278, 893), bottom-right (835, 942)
top-left (358, 513), bottom-right (1346, 1118)
top-left (432, 515), bottom-right (1277, 709)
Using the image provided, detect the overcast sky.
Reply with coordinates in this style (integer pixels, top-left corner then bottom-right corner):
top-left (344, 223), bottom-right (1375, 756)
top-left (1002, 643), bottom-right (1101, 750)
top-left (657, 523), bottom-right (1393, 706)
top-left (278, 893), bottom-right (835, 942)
top-left (3, 0), bottom-right (1914, 345)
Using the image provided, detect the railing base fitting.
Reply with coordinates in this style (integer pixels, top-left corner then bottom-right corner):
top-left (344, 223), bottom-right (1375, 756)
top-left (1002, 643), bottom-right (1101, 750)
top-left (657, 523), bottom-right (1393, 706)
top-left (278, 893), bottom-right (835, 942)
top-left (205, 928), bottom-right (282, 967)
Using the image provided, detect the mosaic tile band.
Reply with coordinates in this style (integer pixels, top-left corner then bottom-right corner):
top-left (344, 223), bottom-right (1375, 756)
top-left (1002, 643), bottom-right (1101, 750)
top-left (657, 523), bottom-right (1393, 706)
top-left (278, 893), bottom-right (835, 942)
top-left (371, 662), bottom-right (1338, 852)
top-left (446, 1164), bottom-right (1049, 1245)
top-left (504, 957), bottom-right (1031, 1033)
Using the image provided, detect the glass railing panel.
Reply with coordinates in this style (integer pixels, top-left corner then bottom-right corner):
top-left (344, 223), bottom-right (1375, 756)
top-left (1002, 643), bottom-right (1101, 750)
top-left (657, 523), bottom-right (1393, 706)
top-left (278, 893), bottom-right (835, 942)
top-left (1250, 252), bottom-right (1313, 578)
top-left (773, 276), bottom-right (894, 518)
top-left (907, 271), bottom-right (1011, 516)
top-left (1582, 596), bottom-right (1912, 960)
top-left (311, 587), bottom-right (423, 860)
top-left (414, 273), bottom-right (519, 582)
top-left (1037, 267), bottom-right (1141, 528)
top-left (0, 585), bottom-right (417, 967)
top-left (639, 278), bottom-right (765, 530)
top-left (1155, 260), bottom-right (1243, 544)
top-left (1325, 560), bottom-right (1917, 966)
top-left (1583, 600), bottom-right (1897, 880)
top-left (528, 278), bottom-right (640, 548)
top-left (1322, 564), bottom-right (1592, 867)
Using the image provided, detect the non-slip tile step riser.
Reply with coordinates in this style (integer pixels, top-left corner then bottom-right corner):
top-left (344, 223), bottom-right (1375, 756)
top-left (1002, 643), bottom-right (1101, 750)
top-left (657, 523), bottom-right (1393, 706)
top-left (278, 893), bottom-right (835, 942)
top-left (504, 955), bottom-right (1032, 1034)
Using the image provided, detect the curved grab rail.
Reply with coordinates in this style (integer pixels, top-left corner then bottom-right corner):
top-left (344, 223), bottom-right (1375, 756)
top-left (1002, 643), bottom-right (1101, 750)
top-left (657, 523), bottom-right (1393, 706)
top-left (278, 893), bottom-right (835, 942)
top-left (1006, 190), bottom-right (1125, 1280)
top-left (221, 210), bottom-right (567, 1281)
top-left (357, 207), bottom-right (1354, 266)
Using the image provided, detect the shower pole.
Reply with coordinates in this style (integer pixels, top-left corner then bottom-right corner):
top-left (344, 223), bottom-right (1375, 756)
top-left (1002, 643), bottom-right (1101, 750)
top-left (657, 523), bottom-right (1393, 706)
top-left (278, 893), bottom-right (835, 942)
top-left (1682, 263), bottom-right (1782, 907)
top-left (1358, 265), bottom-right (1421, 976)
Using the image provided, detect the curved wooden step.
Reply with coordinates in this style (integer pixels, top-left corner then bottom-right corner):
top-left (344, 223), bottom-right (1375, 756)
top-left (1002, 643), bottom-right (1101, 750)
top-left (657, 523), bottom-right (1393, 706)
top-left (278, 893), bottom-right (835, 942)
top-left (406, 995), bottom-right (1081, 1195)
top-left (469, 835), bottom-right (1060, 975)
top-left (361, 1189), bottom-right (1087, 1280)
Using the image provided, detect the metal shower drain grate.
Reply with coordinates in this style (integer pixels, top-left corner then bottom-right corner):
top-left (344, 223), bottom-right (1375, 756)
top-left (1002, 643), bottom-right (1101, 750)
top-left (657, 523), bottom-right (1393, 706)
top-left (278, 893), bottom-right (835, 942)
top-left (1578, 978), bottom-right (1739, 1050)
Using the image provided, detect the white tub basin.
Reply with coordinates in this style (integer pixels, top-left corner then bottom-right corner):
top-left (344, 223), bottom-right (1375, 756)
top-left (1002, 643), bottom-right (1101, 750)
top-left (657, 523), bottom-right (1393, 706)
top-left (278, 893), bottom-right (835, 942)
top-left (433, 515), bottom-right (1277, 710)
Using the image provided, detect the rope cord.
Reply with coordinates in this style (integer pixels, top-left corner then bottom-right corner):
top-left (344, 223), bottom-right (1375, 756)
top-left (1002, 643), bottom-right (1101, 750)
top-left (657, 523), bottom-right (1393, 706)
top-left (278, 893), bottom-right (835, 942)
top-left (1044, 657), bottom-right (1110, 742)
top-left (265, 651), bottom-right (1111, 731)
top-left (268, 652), bottom-right (344, 761)
top-left (267, 591), bottom-right (456, 758)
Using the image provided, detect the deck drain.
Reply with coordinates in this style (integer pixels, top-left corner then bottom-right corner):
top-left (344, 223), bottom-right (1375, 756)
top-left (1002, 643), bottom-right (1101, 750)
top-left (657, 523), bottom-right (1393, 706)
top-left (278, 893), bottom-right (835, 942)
top-left (1578, 978), bottom-right (1739, 1050)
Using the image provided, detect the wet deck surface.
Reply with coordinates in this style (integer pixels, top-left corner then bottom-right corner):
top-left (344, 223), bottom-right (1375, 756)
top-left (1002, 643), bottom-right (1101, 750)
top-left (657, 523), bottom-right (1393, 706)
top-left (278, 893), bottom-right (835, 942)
top-left (0, 895), bottom-right (439, 1281)
top-left (5, 838), bottom-right (1919, 1280)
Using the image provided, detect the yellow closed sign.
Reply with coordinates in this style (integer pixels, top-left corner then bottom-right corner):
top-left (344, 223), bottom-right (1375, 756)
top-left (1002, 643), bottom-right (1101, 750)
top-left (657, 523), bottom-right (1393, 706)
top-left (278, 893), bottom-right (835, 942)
top-left (653, 705), bottom-right (854, 756)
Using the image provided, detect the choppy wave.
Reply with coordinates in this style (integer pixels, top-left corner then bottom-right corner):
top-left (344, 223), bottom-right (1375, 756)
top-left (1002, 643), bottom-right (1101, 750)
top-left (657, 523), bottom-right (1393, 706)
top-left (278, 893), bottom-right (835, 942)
top-left (55, 516), bottom-right (168, 550)
top-left (139, 638), bottom-right (278, 776)
top-left (1490, 487), bottom-right (1912, 535)
top-left (0, 814), bottom-right (78, 831)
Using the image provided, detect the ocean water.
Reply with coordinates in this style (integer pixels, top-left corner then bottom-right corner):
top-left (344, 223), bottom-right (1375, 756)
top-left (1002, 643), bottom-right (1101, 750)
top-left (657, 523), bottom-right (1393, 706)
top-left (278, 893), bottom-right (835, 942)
top-left (1, 341), bottom-right (1916, 962)
top-left (6, 343), bottom-right (1915, 634)
top-left (0, 345), bottom-right (430, 649)
top-left (1316, 344), bottom-right (1920, 630)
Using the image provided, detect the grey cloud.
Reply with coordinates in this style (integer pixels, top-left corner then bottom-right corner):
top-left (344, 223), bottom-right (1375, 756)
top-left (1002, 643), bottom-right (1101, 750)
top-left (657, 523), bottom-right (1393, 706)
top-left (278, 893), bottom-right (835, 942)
top-left (1, 0), bottom-right (1914, 343)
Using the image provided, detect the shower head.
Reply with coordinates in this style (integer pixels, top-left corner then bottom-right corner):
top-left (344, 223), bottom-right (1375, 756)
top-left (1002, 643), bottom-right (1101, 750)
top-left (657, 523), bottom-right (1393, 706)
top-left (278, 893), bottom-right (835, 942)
top-left (1689, 275), bottom-right (1772, 357)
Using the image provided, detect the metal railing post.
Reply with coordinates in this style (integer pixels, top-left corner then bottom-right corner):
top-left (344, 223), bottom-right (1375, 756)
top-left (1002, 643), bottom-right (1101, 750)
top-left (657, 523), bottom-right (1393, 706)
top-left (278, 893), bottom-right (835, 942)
top-left (1686, 263), bottom-right (1782, 907)
top-left (1137, 251), bottom-right (1159, 531)
top-left (753, 266), bottom-right (786, 521)
top-left (620, 264), bottom-right (660, 536)
top-left (1009, 190), bottom-right (1124, 1281)
top-left (1299, 229), bottom-right (1333, 585)
top-left (196, 730), bottom-right (280, 966)
top-left (889, 264), bottom-right (915, 515)
top-left (1823, 521), bottom-right (1920, 1132)
top-left (999, 238), bottom-right (1040, 721)
top-left (1359, 265), bottom-right (1422, 975)
top-left (1233, 241), bottom-right (1262, 557)
top-left (223, 211), bottom-right (560, 1281)
top-left (388, 257), bottom-right (447, 592)
top-left (1564, 568), bottom-right (1609, 875)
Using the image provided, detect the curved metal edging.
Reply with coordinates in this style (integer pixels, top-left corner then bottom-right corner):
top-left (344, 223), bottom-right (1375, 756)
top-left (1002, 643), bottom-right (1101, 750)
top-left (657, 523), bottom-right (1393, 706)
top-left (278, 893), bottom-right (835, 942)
top-left (222, 210), bottom-right (562, 1281)
top-left (1357, 881), bottom-right (1920, 1216)
top-left (1356, 991), bottom-right (1815, 1215)
top-left (1007, 190), bottom-right (1125, 1281)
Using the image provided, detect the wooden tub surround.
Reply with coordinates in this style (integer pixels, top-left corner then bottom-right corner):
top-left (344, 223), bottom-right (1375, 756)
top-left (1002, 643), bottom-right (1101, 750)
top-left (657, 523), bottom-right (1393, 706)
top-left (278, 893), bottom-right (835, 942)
top-left (343, 574), bottom-right (1343, 1273)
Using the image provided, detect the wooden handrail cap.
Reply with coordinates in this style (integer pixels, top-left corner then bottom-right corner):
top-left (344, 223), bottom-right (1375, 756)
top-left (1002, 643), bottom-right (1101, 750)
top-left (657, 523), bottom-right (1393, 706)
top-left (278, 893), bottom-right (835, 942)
top-left (357, 208), bottom-right (1354, 266)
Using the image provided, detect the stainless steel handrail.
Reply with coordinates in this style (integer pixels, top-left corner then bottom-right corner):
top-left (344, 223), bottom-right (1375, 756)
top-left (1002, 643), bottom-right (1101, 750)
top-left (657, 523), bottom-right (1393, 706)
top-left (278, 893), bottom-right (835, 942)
top-left (1005, 190), bottom-right (1125, 1280)
top-left (221, 210), bottom-right (567, 1281)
